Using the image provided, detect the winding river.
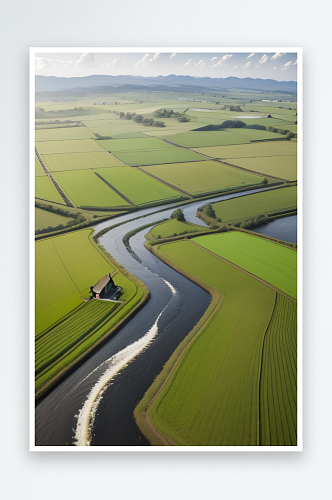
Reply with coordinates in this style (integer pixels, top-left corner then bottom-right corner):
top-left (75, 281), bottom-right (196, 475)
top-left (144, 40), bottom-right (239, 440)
top-left (35, 187), bottom-right (291, 446)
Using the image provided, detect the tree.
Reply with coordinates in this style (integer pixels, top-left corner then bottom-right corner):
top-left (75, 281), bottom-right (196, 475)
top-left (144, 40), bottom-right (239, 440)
top-left (134, 114), bottom-right (143, 123)
top-left (204, 203), bottom-right (216, 219)
top-left (171, 209), bottom-right (185, 221)
top-left (220, 120), bottom-right (246, 129)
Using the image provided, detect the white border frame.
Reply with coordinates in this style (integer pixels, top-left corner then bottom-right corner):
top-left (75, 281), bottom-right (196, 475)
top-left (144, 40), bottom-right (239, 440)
top-left (30, 47), bottom-right (302, 452)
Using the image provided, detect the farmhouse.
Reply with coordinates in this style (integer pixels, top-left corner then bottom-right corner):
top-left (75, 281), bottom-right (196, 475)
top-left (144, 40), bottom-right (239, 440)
top-left (90, 273), bottom-right (122, 300)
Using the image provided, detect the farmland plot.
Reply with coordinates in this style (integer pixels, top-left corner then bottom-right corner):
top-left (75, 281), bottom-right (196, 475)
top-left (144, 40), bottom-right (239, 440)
top-left (41, 151), bottom-right (125, 172)
top-left (36, 139), bottom-right (105, 155)
top-left (35, 176), bottom-right (66, 205)
top-left (146, 219), bottom-right (208, 239)
top-left (194, 140), bottom-right (297, 159)
top-left (194, 231), bottom-right (297, 298)
top-left (212, 186), bottom-right (297, 223)
top-left (97, 137), bottom-right (173, 152)
top-left (148, 240), bottom-right (276, 446)
top-left (229, 155), bottom-right (297, 181)
top-left (35, 154), bottom-right (46, 176)
top-left (112, 147), bottom-right (203, 166)
top-left (53, 170), bottom-right (130, 208)
top-left (35, 127), bottom-right (96, 141)
top-left (165, 129), bottom-right (285, 148)
top-left (142, 161), bottom-right (264, 197)
top-left (35, 207), bottom-right (74, 230)
top-left (95, 167), bottom-right (183, 206)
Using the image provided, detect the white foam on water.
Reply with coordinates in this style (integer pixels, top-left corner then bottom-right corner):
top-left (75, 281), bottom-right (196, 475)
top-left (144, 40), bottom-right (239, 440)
top-left (73, 278), bottom-right (176, 446)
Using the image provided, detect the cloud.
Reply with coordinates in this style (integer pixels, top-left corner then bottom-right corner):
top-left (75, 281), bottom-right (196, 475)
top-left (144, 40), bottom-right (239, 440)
top-left (210, 59), bottom-right (223, 69)
top-left (243, 61), bottom-right (251, 69)
top-left (194, 60), bottom-right (205, 68)
top-left (231, 66), bottom-right (237, 70)
top-left (150, 52), bottom-right (160, 62)
top-left (273, 66), bottom-right (276, 70)
top-left (246, 53), bottom-right (254, 59)
top-left (100, 63), bottom-right (106, 68)
top-left (181, 58), bottom-right (192, 69)
top-left (170, 52), bottom-right (176, 58)
top-left (258, 54), bottom-right (268, 65)
top-left (270, 52), bottom-right (286, 60)
top-left (281, 61), bottom-right (292, 71)
top-left (211, 56), bottom-right (217, 61)
top-left (221, 54), bottom-right (233, 60)
top-left (294, 59), bottom-right (298, 65)
top-left (134, 54), bottom-right (149, 68)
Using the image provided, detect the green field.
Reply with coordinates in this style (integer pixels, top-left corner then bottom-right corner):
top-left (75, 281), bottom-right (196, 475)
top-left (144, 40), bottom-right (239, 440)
top-left (165, 129), bottom-right (285, 148)
top-left (53, 170), bottom-right (130, 208)
top-left (97, 137), bottom-right (173, 152)
top-left (229, 155), bottom-right (297, 181)
top-left (194, 231), bottom-right (297, 298)
top-left (212, 186), bottom-right (297, 223)
top-left (35, 229), bottom-right (144, 396)
top-left (35, 207), bottom-right (74, 230)
top-left (194, 140), bottom-right (297, 159)
top-left (35, 229), bottom-right (115, 334)
top-left (36, 139), bottom-right (105, 155)
top-left (260, 293), bottom-right (297, 445)
top-left (41, 151), bottom-right (125, 172)
top-left (35, 154), bottom-right (45, 176)
top-left (112, 147), bottom-right (204, 166)
top-left (95, 167), bottom-right (183, 205)
top-left (35, 127), bottom-right (96, 141)
top-left (146, 219), bottom-right (208, 239)
top-left (148, 240), bottom-right (276, 445)
top-left (35, 176), bottom-right (66, 205)
top-left (142, 161), bottom-right (264, 196)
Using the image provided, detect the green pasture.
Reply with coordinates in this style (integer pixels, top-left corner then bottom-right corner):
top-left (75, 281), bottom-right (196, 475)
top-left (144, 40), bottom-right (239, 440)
top-left (194, 140), bottom-right (297, 159)
top-left (35, 154), bottom-right (45, 176)
top-left (146, 219), bottom-right (208, 240)
top-left (149, 240), bottom-right (276, 445)
top-left (260, 293), bottom-right (297, 445)
top-left (230, 155), bottom-right (297, 181)
top-left (35, 229), bottom-right (115, 334)
top-left (36, 139), bottom-right (105, 155)
top-left (113, 147), bottom-right (203, 166)
top-left (212, 186), bottom-right (297, 223)
top-left (41, 151), bottom-right (125, 172)
top-left (95, 167), bottom-right (183, 206)
top-left (35, 127), bottom-right (96, 141)
top-left (35, 207), bottom-right (74, 230)
top-left (97, 137), bottom-right (172, 152)
top-left (35, 176), bottom-right (66, 205)
top-left (142, 161), bottom-right (263, 196)
top-left (194, 231), bottom-right (297, 298)
top-left (53, 170), bottom-right (130, 208)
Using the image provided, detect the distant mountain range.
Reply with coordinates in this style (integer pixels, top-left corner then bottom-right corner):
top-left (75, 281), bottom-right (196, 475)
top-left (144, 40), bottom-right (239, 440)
top-left (35, 74), bottom-right (297, 94)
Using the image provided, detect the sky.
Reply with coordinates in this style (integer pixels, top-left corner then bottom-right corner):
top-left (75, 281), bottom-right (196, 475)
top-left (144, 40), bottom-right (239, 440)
top-left (35, 51), bottom-right (297, 82)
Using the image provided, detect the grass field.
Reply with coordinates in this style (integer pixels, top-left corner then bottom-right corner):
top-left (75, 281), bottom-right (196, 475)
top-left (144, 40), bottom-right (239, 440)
top-left (229, 155), bottom-right (297, 181)
top-left (41, 151), bottom-right (125, 172)
top-left (146, 219), bottom-right (208, 239)
top-left (35, 127), bottom-right (96, 141)
top-left (212, 186), bottom-right (297, 223)
top-left (35, 207), bottom-right (74, 230)
top-left (35, 176), bottom-right (66, 205)
top-left (53, 170), bottom-right (130, 208)
top-left (142, 161), bottom-right (264, 196)
top-left (165, 129), bottom-right (285, 148)
top-left (95, 167), bottom-right (183, 205)
top-left (36, 139), bottom-right (105, 155)
top-left (97, 137), bottom-right (173, 152)
top-left (148, 240), bottom-right (276, 445)
top-left (35, 229), bottom-right (115, 335)
top-left (194, 231), bottom-right (297, 299)
top-left (260, 293), bottom-right (297, 445)
top-left (112, 147), bottom-right (204, 166)
top-left (194, 140), bottom-right (297, 159)
top-left (35, 154), bottom-right (45, 176)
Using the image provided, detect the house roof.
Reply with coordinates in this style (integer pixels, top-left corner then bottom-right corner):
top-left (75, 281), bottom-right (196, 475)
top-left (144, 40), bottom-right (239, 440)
top-left (92, 274), bottom-right (111, 294)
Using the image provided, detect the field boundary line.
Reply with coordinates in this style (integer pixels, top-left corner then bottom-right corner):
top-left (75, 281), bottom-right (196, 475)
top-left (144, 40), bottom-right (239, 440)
top-left (136, 166), bottom-right (192, 197)
top-left (189, 239), bottom-right (296, 302)
top-left (94, 171), bottom-right (136, 206)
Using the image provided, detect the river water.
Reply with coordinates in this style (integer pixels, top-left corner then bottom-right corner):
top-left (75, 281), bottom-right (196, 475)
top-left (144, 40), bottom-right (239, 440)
top-left (35, 186), bottom-right (295, 447)
top-left (253, 214), bottom-right (297, 243)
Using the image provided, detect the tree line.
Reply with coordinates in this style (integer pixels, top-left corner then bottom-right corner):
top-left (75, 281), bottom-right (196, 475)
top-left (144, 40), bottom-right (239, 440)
top-left (119, 111), bottom-right (165, 127)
